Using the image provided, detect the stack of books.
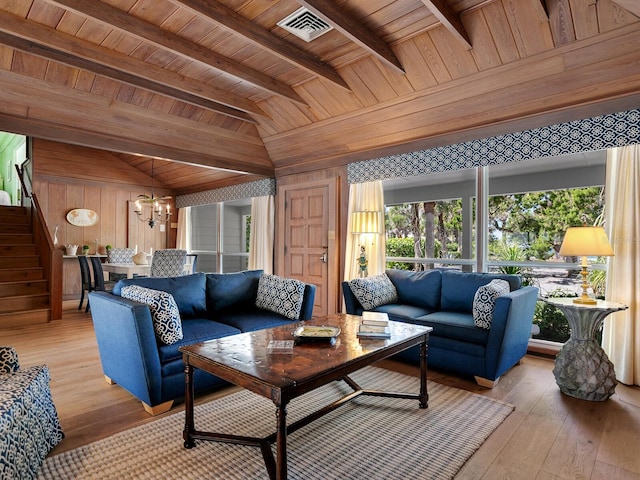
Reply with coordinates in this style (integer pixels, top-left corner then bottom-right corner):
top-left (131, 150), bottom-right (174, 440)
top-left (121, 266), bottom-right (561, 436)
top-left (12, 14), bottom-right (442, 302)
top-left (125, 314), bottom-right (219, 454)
top-left (357, 311), bottom-right (391, 338)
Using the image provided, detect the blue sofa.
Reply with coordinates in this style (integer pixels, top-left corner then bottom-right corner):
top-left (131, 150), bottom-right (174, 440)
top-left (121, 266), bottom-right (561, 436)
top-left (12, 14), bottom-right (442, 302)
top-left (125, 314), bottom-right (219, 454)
top-left (89, 270), bottom-right (315, 415)
top-left (342, 269), bottom-right (538, 387)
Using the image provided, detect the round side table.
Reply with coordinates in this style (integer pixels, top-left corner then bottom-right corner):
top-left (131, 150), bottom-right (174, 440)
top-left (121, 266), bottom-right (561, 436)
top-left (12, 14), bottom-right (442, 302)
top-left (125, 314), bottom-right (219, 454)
top-left (544, 298), bottom-right (627, 401)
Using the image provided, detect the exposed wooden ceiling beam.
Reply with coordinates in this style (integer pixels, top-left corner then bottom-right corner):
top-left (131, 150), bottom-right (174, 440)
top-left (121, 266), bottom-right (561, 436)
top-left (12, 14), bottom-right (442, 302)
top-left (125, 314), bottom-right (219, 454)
top-left (0, 12), bottom-right (264, 123)
top-left (0, 112), bottom-right (275, 177)
top-left (170, 0), bottom-right (350, 91)
top-left (610, 0), bottom-right (640, 17)
top-left (296, 0), bottom-right (405, 74)
top-left (46, 0), bottom-right (307, 106)
top-left (419, 0), bottom-right (472, 50)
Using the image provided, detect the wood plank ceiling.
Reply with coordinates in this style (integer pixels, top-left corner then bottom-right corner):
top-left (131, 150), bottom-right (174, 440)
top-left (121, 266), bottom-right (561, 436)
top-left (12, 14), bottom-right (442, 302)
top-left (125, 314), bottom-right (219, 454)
top-left (0, 0), bottom-right (638, 194)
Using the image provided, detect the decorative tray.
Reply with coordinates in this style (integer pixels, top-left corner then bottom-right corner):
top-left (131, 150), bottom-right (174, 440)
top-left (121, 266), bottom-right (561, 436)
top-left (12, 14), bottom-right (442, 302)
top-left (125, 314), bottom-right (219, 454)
top-left (292, 325), bottom-right (341, 343)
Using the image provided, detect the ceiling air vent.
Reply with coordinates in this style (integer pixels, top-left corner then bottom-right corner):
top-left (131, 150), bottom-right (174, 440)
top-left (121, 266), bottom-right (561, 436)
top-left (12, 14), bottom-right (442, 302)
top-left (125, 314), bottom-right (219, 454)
top-left (277, 7), bottom-right (333, 42)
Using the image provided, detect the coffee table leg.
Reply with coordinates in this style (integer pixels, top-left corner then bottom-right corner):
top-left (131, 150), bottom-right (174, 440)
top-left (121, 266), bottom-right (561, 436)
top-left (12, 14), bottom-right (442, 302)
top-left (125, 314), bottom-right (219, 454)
top-left (183, 361), bottom-right (195, 448)
top-left (275, 400), bottom-right (288, 480)
top-left (419, 338), bottom-right (429, 409)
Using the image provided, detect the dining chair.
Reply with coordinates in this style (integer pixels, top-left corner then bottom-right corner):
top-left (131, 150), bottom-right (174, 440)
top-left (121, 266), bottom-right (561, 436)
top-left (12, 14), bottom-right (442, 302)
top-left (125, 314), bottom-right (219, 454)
top-left (107, 248), bottom-right (135, 264)
top-left (78, 255), bottom-right (94, 312)
top-left (150, 249), bottom-right (187, 277)
top-left (90, 256), bottom-right (116, 296)
top-left (185, 254), bottom-right (198, 274)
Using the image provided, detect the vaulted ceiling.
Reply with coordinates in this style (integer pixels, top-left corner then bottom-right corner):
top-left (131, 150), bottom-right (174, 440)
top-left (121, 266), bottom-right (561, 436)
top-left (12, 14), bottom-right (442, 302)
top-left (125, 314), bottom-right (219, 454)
top-left (0, 0), bottom-right (638, 194)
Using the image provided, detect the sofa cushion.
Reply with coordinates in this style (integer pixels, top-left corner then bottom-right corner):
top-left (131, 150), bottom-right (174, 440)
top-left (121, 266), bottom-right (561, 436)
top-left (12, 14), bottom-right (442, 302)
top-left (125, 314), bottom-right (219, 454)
top-left (255, 274), bottom-right (306, 320)
top-left (386, 269), bottom-right (441, 310)
top-left (157, 318), bottom-right (241, 364)
top-left (206, 270), bottom-right (263, 314)
top-left (416, 311), bottom-right (490, 345)
top-left (121, 285), bottom-right (183, 345)
top-left (372, 303), bottom-right (436, 322)
top-left (349, 273), bottom-right (399, 310)
top-left (114, 273), bottom-right (207, 318)
top-left (473, 279), bottom-right (510, 329)
top-left (440, 270), bottom-right (521, 312)
top-left (217, 308), bottom-right (297, 333)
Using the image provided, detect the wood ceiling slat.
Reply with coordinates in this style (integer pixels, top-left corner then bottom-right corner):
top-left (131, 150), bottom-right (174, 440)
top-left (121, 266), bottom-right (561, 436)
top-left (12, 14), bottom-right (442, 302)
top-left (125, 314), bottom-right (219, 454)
top-left (413, 32), bottom-right (452, 83)
top-left (464, 9), bottom-right (502, 70)
top-left (394, 38), bottom-right (438, 91)
top-left (597, 0), bottom-right (639, 32)
top-left (45, 0), bottom-right (307, 105)
top-left (569, 0), bottom-right (600, 40)
top-left (171, 0), bottom-right (350, 90)
top-left (481, 2), bottom-right (520, 64)
top-left (419, 0), bottom-right (471, 49)
top-left (546, 0), bottom-right (577, 46)
top-left (428, 25), bottom-right (478, 79)
top-left (502, 0), bottom-right (555, 57)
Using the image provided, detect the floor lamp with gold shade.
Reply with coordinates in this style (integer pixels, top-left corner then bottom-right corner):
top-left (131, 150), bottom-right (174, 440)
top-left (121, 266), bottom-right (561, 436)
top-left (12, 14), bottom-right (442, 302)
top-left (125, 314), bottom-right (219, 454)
top-left (559, 226), bottom-right (614, 304)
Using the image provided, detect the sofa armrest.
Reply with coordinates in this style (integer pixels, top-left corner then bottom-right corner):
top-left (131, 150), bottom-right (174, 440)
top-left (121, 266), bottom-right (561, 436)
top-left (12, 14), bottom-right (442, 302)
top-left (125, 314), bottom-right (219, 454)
top-left (341, 281), bottom-right (363, 315)
top-left (88, 291), bottom-right (163, 406)
top-left (299, 284), bottom-right (317, 320)
top-left (484, 286), bottom-right (539, 380)
top-left (0, 346), bottom-right (19, 374)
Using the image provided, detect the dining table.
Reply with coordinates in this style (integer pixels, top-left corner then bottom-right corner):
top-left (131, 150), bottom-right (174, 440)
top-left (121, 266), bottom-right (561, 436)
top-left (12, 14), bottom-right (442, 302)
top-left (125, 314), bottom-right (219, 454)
top-left (101, 262), bottom-right (151, 279)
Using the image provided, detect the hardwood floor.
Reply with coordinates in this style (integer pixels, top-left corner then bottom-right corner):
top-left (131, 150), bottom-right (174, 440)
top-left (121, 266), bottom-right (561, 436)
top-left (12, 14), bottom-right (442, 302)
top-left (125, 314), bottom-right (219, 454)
top-left (2, 301), bottom-right (639, 479)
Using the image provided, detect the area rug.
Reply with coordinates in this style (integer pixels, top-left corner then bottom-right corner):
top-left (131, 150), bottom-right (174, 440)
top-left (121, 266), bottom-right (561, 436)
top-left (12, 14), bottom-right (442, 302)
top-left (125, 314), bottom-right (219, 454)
top-left (38, 367), bottom-right (513, 480)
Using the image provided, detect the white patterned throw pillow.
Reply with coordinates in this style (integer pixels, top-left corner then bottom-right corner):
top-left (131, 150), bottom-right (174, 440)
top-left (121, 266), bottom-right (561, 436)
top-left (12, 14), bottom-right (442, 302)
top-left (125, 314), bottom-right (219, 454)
top-left (349, 273), bottom-right (398, 310)
top-left (121, 285), bottom-right (183, 344)
top-left (472, 279), bottom-right (510, 329)
top-left (255, 274), bottom-right (306, 320)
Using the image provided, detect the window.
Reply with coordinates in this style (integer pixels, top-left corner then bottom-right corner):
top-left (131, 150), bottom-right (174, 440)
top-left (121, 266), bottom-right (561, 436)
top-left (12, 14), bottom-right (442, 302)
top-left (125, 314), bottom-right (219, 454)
top-left (383, 151), bottom-right (607, 346)
top-left (189, 199), bottom-right (251, 273)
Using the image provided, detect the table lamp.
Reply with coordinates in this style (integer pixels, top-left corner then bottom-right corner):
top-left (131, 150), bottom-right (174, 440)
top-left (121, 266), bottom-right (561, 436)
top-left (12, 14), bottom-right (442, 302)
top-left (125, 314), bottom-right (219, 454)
top-left (559, 226), bottom-right (614, 304)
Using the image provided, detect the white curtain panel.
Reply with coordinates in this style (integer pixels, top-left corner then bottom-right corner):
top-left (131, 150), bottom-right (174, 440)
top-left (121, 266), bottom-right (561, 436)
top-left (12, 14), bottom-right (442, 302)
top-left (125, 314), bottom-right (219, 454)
top-left (176, 206), bottom-right (191, 251)
top-left (603, 144), bottom-right (640, 386)
top-left (344, 180), bottom-right (385, 282)
top-left (248, 195), bottom-right (274, 274)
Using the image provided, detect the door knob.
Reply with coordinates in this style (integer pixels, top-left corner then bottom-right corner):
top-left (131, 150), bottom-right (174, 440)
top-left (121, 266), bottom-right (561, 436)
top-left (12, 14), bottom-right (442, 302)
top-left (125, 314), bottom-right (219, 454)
top-left (320, 252), bottom-right (328, 263)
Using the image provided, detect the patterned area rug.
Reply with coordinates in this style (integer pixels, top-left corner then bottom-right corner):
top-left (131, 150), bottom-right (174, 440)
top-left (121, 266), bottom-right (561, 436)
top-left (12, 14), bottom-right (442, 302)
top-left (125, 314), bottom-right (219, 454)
top-left (38, 367), bottom-right (513, 480)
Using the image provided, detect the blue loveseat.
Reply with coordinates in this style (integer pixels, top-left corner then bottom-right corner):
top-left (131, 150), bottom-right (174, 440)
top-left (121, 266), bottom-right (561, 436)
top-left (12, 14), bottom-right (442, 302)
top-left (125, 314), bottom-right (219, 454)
top-left (342, 269), bottom-right (538, 387)
top-left (89, 270), bottom-right (315, 415)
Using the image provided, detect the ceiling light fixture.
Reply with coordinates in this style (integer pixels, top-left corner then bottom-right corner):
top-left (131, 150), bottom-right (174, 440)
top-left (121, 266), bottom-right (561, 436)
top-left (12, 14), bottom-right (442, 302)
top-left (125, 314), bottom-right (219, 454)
top-left (134, 159), bottom-right (172, 228)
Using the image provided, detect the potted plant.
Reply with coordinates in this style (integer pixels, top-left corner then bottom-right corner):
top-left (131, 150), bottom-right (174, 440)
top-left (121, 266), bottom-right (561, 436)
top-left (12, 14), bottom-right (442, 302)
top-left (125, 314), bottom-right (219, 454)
top-left (105, 244), bottom-right (112, 254)
top-left (82, 244), bottom-right (90, 255)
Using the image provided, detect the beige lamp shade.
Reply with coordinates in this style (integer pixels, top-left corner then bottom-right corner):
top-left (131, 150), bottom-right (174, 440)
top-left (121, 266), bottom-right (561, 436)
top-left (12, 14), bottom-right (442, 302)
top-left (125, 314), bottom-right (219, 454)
top-left (559, 226), bottom-right (614, 257)
top-left (351, 211), bottom-right (382, 234)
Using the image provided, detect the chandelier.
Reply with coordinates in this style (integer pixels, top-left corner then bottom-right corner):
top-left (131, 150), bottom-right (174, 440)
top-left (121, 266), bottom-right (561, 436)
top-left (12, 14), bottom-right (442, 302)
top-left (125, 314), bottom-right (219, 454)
top-left (134, 160), bottom-right (172, 228)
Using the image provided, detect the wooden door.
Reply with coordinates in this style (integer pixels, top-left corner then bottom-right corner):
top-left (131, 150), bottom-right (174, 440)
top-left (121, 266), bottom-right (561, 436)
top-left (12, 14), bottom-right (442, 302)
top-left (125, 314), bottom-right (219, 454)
top-left (279, 179), bottom-right (338, 318)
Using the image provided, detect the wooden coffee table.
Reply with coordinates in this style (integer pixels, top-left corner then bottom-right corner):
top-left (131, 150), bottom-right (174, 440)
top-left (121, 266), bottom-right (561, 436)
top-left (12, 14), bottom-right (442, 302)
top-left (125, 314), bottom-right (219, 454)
top-left (180, 314), bottom-right (432, 480)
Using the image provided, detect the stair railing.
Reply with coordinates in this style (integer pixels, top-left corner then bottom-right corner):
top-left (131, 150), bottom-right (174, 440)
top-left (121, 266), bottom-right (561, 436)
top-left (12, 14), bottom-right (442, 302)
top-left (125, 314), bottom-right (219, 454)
top-left (15, 162), bottom-right (63, 320)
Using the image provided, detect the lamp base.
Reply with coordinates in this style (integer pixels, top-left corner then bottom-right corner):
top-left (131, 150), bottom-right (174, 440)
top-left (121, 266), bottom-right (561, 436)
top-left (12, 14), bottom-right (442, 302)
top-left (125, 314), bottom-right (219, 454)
top-left (573, 295), bottom-right (597, 305)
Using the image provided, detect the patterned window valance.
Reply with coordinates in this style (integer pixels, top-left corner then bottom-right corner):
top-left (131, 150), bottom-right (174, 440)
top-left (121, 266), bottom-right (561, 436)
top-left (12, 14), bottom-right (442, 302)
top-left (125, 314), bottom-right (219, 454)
top-left (176, 178), bottom-right (275, 208)
top-left (348, 109), bottom-right (640, 184)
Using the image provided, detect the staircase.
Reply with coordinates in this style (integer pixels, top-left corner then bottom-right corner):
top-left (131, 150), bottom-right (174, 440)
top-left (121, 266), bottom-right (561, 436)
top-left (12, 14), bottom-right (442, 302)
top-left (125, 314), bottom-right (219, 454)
top-left (0, 205), bottom-right (50, 327)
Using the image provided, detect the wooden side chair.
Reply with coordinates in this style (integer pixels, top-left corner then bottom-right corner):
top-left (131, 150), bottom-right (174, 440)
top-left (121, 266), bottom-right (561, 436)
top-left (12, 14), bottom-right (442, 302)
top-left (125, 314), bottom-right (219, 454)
top-left (78, 255), bottom-right (94, 312)
top-left (90, 256), bottom-right (116, 296)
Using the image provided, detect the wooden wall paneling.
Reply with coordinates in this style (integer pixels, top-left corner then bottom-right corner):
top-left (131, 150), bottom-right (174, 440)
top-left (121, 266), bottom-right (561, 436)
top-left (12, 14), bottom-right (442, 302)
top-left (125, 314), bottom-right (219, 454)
top-left (115, 189), bottom-right (132, 250)
top-left (99, 187), bottom-right (116, 254)
top-left (48, 181), bottom-right (67, 250)
top-left (64, 183), bottom-right (84, 248)
top-left (82, 185), bottom-right (101, 252)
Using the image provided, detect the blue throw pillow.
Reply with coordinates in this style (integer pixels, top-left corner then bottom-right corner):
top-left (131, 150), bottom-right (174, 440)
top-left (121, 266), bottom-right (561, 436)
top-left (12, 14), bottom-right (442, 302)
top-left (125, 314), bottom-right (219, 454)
top-left (255, 274), bottom-right (305, 320)
top-left (206, 270), bottom-right (263, 313)
top-left (113, 273), bottom-right (207, 318)
top-left (386, 269), bottom-right (441, 310)
top-left (121, 285), bottom-right (183, 345)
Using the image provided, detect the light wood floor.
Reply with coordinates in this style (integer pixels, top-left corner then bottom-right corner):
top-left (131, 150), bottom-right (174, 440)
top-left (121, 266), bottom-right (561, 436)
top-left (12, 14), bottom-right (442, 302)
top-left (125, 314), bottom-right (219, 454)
top-left (2, 301), bottom-right (639, 480)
